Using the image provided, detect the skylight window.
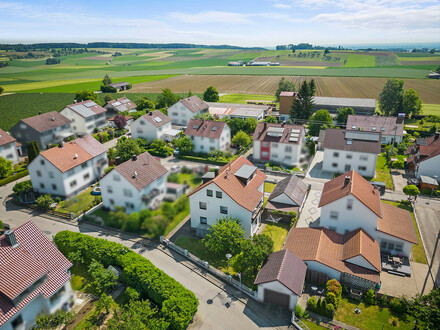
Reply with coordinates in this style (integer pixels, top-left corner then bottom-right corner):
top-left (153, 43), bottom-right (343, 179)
top-left (346, 139), bottom-right (353, 145)
top-left (352, 125), bottom-right (357, 129)
top-left (372, 126), bottom-right (376, 131)
top-left (212, 126), bottom-right (217, 131)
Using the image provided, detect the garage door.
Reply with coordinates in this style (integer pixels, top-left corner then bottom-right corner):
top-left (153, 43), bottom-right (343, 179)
top-left (264, 289), bottom-right (290, 308)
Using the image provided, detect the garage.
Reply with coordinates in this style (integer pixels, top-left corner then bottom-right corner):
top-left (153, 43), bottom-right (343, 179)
top-left (264, 289), bottom-right (290, 308)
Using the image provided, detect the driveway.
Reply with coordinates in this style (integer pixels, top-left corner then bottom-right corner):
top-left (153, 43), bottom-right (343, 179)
top-left (297, 189), bottom-right (321, 228)
top-left (306, 151), bottom-right (334, 180)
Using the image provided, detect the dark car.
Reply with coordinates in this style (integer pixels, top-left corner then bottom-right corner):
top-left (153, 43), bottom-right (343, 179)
top-left (370, 181), bottom-right (386, 195)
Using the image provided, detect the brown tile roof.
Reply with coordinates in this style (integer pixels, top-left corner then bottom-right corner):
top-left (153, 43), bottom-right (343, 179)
top-left (342, 228), bottom-right (381, 271)
top-left (319, 170), bottom-right (382, 217)
top-left (347, 115), bottom-right (404, 136)
top-left (105, 97), bottom-right (137, 111)
top-left (108, 115), bottom-right (133, 122)
top-left (407, 134), bottom-right (440, 165)
top-left (185, 119), bottom-right (227, 139)
top-left (0, 221), bottom-right (72, 327)
top-left (378, 202), bottom-right (418, 244)
top-left (268, 175), bottom-right (309, 206)
top-left (0, 129), bottom-right (16, 147)
top-left (284, 227), bottom-right (380, 283)
top-left (323, 129), bottom-right (381, 154)
top-left (39, 135), bottom-right (106, 172)
top-left (114, 152), bottom-right (168, 190)
top-left (280, 91), bottom-right (296, 97)
top-left (65, 100), bottom-right (106, 117)
top-left (254, 249), bottom-right (306, 296)
top-left (253, 123), bottom-right (304, 145)
top-left (265, 201), bottom-right (299, 214)
top-left (188, 156), bottom-right (266, 212)
top-left (141, 110), bottom-right (171, 128)
top-left (179, 95), bottom-right (209, 113)
top-left (20, 111), bottom-right (71, 133)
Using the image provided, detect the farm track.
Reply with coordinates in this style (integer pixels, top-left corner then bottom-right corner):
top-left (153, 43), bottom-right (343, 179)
top-left (128, 75), bottom-right (440, 104)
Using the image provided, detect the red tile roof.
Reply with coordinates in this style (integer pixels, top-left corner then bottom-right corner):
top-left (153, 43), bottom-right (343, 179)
top-left (185, 119), bottom-right (227, 139)
top-left (378, 202), bottom-right (418, 244)
top-left (407, 134), bottom-right (440, 165)
top-left (253, 123), bottom-right (304, 145)
top-left (342, 228), bottom-right (381, 271)
top-left (179, 96), bottom-right (209, 113)
top-left (319, 170), bottom-right (382, 217)
top-left (254, 249), bottom-right (306, 296)
top-left (188, 156), bottom-right (266, 212)
top-left (0, 129), bottom-right (16, 147)
top-left (0, 221), bottom-right (72, 327)
top-left (20, 111), bottom-right (71, 133)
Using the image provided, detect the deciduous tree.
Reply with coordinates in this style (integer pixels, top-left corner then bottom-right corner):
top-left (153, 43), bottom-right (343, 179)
top-left (0, 157), bottom-right (12, 178)
top-left (203, 217), bottom-right (244, 255)
top-left (157, 88), bottom-right (180, 108)
top-left (113, 114), bottom-right (127, 130)
top-left (203, 86), bottom-right (219, 102)
top-left (88, 260), bottom-right (118, 294)
top-left (174, 136), bottom-right (193, 154)
top-left (336, 107), bottom-right (354, 125)
top-left (136, 97), bottom-right (156, 111)
top-left (402, 88), bottom-right (422, 117)
top-left (378, 78), bottom-right (404, 116)
top-left (74, 90), bottom-right (99, 103)
top-left (403, 184), bottom-right (420, 198)
top-left (275, 78), bottom-right (296, 102)
top-left (231, 131), bottom-right (251, 149)
top-left (308, 109), bottom-right (332, 136)
top-left (115, 138), bottom-right (143, 162)
top-left (102, 74), bottom-right (112, 86)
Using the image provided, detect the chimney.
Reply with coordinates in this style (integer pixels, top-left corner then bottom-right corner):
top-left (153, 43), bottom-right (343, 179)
top-left (149, 111), bottom-right (153, 116)
top-left (214, 166), bottom-right (219, 177)
top-left (435, 132), bottom-right (440, 140)
top-left (133, 171), bottom-right (138, 178)
top-left (74, 99), bottom-right (77, 103)
top-left (74, 153), bottom-right (78, 159)
top-left (132, 154), bottom-right (137, 161)
top-left (39, 111), bottom-right (42, 115)
top-left (59, 141), bottom-right (64, 148)
top-left (344, 176), bottom-right (350, 186)
top-left (5, 230), bottom-right (19, 248)
top-left (264, 122), bottom-right (267, 131)
top-left (51, 117), bottom-right (55, 121)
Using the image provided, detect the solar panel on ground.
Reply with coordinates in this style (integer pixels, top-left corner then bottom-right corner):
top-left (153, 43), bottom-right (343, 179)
top-left (345, 131), bottom-right (380, 142)
top-left (70, 105), bottom-right (95, 117)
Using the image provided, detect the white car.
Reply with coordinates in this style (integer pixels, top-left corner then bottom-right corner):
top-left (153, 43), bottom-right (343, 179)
top-left (170, 165), bottom-right (181, 174)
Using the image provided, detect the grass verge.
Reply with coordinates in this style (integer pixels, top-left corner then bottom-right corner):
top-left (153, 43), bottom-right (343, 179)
top-left (373, 154), bottom-right (394, 190)
top-left (264, 182), bottom-right (277, 193)
top-left (56, 187), bottom-right (98, 215)
top-left (262, 222), bottom-right (290, 251)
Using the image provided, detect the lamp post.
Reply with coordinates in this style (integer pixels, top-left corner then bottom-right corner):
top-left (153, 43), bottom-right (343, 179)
top-left (226, 253), bottom-right (232, 274)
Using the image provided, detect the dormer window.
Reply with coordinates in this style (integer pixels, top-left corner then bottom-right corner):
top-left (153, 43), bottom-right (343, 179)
top-left (193, 125), bottom-right (198, 129)
top-left (346, 139), bottom-right (352, 145)
top-left (381, 127), bottom-right (385, 131)
top-left (371, 126), bottom-right (376, 131)
top-left (212, 126), bottom-right (217, 131)
top-left (352, 125), bottom-right (356, 129)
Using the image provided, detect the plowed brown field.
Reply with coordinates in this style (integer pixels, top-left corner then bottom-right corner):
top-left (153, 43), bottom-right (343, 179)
top-left (128, 75), bottom-right (440, 104)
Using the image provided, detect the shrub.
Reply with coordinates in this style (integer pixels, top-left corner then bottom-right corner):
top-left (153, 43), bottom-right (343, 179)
top-left (33, 310), bottom-right (75, 329)
top-left (326, 279), bottom-right (342, 299)
top-left (125, 286), bottom-right (140, 301)
top-left (36, 194), bottom-right (55, 209)
top-left (13, 180), bottom-right (32, 195)
top-left (295, 304), bottom-right (308, 319)
top-left (379, 294), bottom-right (388, 307)
top-left (100, 85), bottom-right (117, 93)
top-left (391, 160), bottom-right (404, 169)
top-left (320, 299), bottom-right (328, 316)
top-left (389, 297), bottom-right (405, 314)
top-left (168, 173), bottom-right (179, 183)
top-left (363, 288), bottom-right (376, 305)
top-left (307, 296), bottom-right (317, 311)
top-left (88, 259), bottom-right (118, 294)
top-left (325, 292), bottom-right (338, 308)
top-left (326, 303), bottom-right (335, 318)
top-left (390, 316), bottom-right (399, 327)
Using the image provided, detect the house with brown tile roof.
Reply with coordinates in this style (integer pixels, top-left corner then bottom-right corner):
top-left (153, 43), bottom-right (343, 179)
top-left (0, 221), bottom-right (73, 329)
top-left (168, 96), bottom-right (209, 126)
top-left (319, 170), bottom-right (418, 258)
top-left (0, 129), bottom-right (20, 164)
top-left (187, 156), bottom-right (266, 238)
top-left (131, 110), bottom-right (179, 142)
top-left (322, 128), bottom-right (381, 177)
top-left (100, 152), bottom-right (168, 213)
top-left (254, 249), bottom-right (306, 310)
top-left (104, 97), bottom-right (137, 118)
top-left (284, 227), bottom-right (381, 289)
top-left (28, 135), bottom-right (108, 198)
top-left (266, 175), bottom-right (310, 214)
top-left (406, 132), bottom-right (440, 181)
top-left (347, 114), bottom-right (404, 144)
top-left (10, 111), bottom-right (72, 153)
top-left (206, 102), bottom-right (271, 121)
top-left (253, 122), bottom-right (305, 166)
top-left (185, 119), bottom-right (231, 153)
top-left (60, 100), bottom-right (107, 135)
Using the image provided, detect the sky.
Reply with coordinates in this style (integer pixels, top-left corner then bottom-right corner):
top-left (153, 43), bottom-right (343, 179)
top-left (0, 0), bottom-right (439, 47)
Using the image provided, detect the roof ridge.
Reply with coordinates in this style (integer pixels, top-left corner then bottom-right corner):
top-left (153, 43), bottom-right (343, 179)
top-left (276, 250), bottom-right (287, 279)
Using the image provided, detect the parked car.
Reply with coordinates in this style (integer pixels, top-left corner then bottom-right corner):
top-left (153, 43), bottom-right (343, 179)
top-left (407, 178), bottom-right (419, 186)
top-left (170, 165), bottom-right (181, 174)
top-left (370, 181), bottom-right (386, 195)
top-left (173, 148), bottom-right (180, 156)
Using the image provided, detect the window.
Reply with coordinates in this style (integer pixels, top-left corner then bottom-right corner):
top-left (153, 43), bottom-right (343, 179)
top-left (40, 183), bottom-right (45, 189)
top-left (272, 143), bottom-right (278, 148)
top-left (200, 217), bottom-right (207, 225)
top-left (137, 129), bottom-right (143, 134)
top-left (262, 151), bottom-right (269, 157)
top-left (81, 162), bottom-right (88, 168)
top-left (360, 155), bottom-right (368, 161)
top-left (285, 146), bottom-right (292, 152)
top-left (210, 138), bottom-right (214, 143)
top-left (372, 126), bottom-right (377, 131)
top-left (7, 154), bottom-right (13, 159)
top-left (40, 159), bottom-right (45, 165)
top-left (381, 241), bottom-right (387, 249)
top-left (11, 315), bottom-right (23, 329)
top-left (216, 191), bottom-right (222, 199)
top-left (220, 206), bottom-right (228, 214)
top-left (199, 202), bottom-right (207, 210)
top-left (286, 155), bottom-right (291, 159)
top-left (346, 140), bottom-right (352, 145)
top-left (346, 154), bottom-right (352, 159)
top-left (395, 244), bottom-right (403, 252)
top-left (201, 145), bottom-right (204, 150)
top-left (358, 166), bottom-right (367, 171)
top-left (345, 164), bottom-right (351, 171)
top-left (140, 120), bottom-right (145, 125)
top-left (273, 153), bottom-right (278, 158)
top-left (210, 146), bottom-right (215, 151)
top-left (329, 226), bottom-right (337, 231)
top-left (330, 211), bottom-right (338, 219)
top-left (114, 175), bottom-right (120, 181)
top-left (83, 173), bottom-right (90, 180)
top-left (262, 142), bottom-right (269, 147)
top-left (107, 186), bottom-right (113, 193)
top-left (381, 127), bottom-right (385, 131)
top-left (125, 202), bottom-right (135, 209)
top-left (347, 199), bottom-right (353, 210)
top-left (351, 125), bottom-right (357, 129)
top-left (333, 152), bottom-right (339, 157)
top-left (48, 172), bottom-right (54, 179)
top-left (123, 189), bottom-right (132, 197)
top-left (207, 189), bottom-right (213, 197)
top-left (388, 243), bottom-right (395, 250)
top-left (332, 163), bottom-right (338, 168)
top-left (52, 184), bottom-right (57, 190)
top-left (36, 170), bottom-right (42, 177)
top-left (70, 180), bottom-right (77, 188)
top-left (109, 199), bottom-right (115, 205)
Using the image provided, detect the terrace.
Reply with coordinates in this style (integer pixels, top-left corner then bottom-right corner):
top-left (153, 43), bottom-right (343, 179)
top-left (380, 253), bottom-right (411, 277)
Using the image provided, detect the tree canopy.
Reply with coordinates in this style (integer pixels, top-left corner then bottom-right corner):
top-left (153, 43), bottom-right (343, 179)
top-left (378, 78), bottom-right (404, 116)
top-left (290, 80), bottom-right (315, 120)
top-left (174, 136), bottom-right (193, 154)
top-left (115, 138), bottom-right (143, 162)
top-left (231, 131), bottom-right (252, 149)
top-left (113, 114), bottom-right (127, 129)
top-left (203, 217), bottom-right (244, 255)
top-left (102, 74), bottom-right (112, 86)
top-left (27, 141), bottom-right (40, 163)
top-left (75, 89), bottom-right (99, 103)
top-left (0, 157), bottom-right (12, 178)
top-left (402, 88), bottom-right (423, 116)
top-left (336, 107), bottom-right (354, 125)
top-left (308, 109), bottom-right (332, 136)
top-left (203, 86), bottom-right (219, 102)
top-left (264, 116), bottom-right (278, 123)
top-left (157, 88), bottom-right (180, 108)
top-left (136, 97), bottom-right (156, 111)
top-left (275, 78), bottom-right (296, 102)
top-left (403, 185), bottom-right (420, 197)
top-left (226, 117), bottom-right (257, 136)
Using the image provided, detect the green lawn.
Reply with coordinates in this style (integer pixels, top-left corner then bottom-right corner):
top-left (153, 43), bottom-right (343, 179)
top-left (69, 264), bottom-right (94, 293)
top-left (56, 187), bottom-right (99, 215)
top-left (422, 104), bottom-right (440, 115)
top-left (219, 94), bottom-right (276, 104)
top-left (176, 172), bottom-right (202, 188)
top-left (302, 320), bottom-right (327, 330)
top-left (373, 154), bottom-right (394, 190)
top-left (334, 298), bottom-right (415, 329)
top-left (381, 200), bottom-right (427, 264)
top-left (264, 182), bottom-right (277, 193)
top-left (262, 222), bottom-right (290, 251)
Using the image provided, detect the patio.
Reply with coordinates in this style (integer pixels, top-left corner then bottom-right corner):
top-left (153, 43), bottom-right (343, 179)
top-left (380, 253), bottom-right (411, 277)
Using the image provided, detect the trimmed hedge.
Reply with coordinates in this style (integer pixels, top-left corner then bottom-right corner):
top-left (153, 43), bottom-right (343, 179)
top-left (54, 231), bottom-right (198, 329)
top-left (177, 154), bottom-right (230, 166)
top-left (0, 170), bottom-right (29, 187)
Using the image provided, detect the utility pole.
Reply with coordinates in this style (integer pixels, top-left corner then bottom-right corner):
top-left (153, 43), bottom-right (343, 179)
top-left (390, 126), bottom-right (398, 154)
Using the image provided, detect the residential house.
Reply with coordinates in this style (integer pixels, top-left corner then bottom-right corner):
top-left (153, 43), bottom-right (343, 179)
top-left (253, 123), bottom-right (305, 167)
top-left (108, 115), bottom-right (133, 129)
top-left (0, 129), bottom-right (20, 164)
top-left (346, 114), bottom-right (404, 144)
top-left (60, 100), bottom-right (107, 135)
top-left (10, 111), bottom-right (72, 153)
top-left (168, 96), bottom-right (209, 125)
top-left (187, 156), bottom-right (266, 238)
top-left (104, 97), bottom-right (137, 118)
top-left (265, 175), bottom-right (309, 215)
top-left (131, 110), bottom-right (179, 142)
top-left (254, 249), bottom-right (306, 310)
top-left (0, 221), bottom-right (73, 330)
top-left (285, 227), bottom-right (381, 290)
top-left (108, 82), bottom-right (130, 91)
top-left (319, 170), bottom-right (418, 258)
top-left (406, 132), bottom-right (440, 181)
top-left (185, 119), bottom-right (231, 153)
top-left (100, 152), bottom-right (168, 213)
top-left (28, 135), bottom-right (108, 198)
top-left (322, 129), bottom-right (381, 178)
top-left (207, 102), bottom-right (271, 121)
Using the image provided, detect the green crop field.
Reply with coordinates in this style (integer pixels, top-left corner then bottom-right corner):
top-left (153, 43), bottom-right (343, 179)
top-left (422, 104), bottom-right (440, 115)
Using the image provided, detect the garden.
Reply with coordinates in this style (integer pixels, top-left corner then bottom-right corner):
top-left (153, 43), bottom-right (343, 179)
top-left (0, 159), bottom-right (28, 187)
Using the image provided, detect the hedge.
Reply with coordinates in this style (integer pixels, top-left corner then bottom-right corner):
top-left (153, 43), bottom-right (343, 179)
top-left (0, 170), bottom-right (29, 187)
top-left (54, 231), bottom-right (198, 329)
top-left (177, 154), bottom-right (230, 166)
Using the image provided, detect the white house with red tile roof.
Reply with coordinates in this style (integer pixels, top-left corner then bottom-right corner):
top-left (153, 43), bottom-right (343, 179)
top-left (60, 100), bottom-right (107, 135)
top-left (187, 156), bottom-right (266, 238)
top-left (185, 119), bottom-right (231, 153)
top-left (28, 135), bottom-right (108, 198)
top-left (168, 96), bottom-right (209, 126)
top-left (407, 132), bottom-right (440, 181)
top-left (0, 221), bottom-right (73, 330)
top-left (318, 170), bottom-right (417, 258)
top-left (0, 129), bottom-right (20, 164)
top-left (100, 152), bottom-right (168, 213)
top-left (252, 123), bottom-right (304, 167)
top-left (131, 110), bottom-right (179, 142)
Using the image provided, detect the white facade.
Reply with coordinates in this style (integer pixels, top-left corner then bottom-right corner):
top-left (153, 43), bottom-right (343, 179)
top-left (60, 107), bottom-right (107, 135)
top-left (376, 231), bottom-right (412, 257)
top-left (253, 138), bottom-right (303, 167)
top-left (416, 154), bottom-right (440, 181)
top-left (256, 281), bottom-right (299, 310)
top-left (28, 153), bottom-right (108, 198)
top-left (168, 102), bottom-right (208, 126)
top-left (382, 134), bottom-right (402, 144)
top-left (189, 181), bottom-right (263, 238)
top-left (0, 141), bottom-right (19, 164)
top-left (323, 148), bottom-right (378, 178)
top-left (131, 117), bottom-right (172, 142)
top-left (100, 169), bottom-right (167, 213)
top-left (305, 261), bottom-right (342, 281)
top-left (189, 125), bottom-right (231, 154)
top-left (2, 282), bottom-right (73, 330)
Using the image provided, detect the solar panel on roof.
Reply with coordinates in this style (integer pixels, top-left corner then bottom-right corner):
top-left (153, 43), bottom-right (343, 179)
top-left (121, 99), bottom-right (130, 104)
top-left (289, 137), bottom-right (298, 142)
top-left (84, 101), bottom-right (97, 107)
top-left (70, 105), bottom-right (95, 117)
top-left (345, 131), bottom-right (380, 142)
top-left (291, 129), bottom-right (301, 133)
top-left (290, 133), bottom-right (299, 138)
top-left (267, 127), bottom-right (285, 137)
top-left (112, 101), bottom-right (122, 106)
top-left (234, 164), bottom-right (257, 180)
top-left (153, 117), bottom-right (163, 123)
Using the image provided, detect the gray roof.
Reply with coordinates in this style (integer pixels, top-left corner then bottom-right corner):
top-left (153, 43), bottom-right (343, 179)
top-left (234, 164), bottom-right (257, 180)
top-left (230, 108), bottom-right (265, 118)
top-left (19, 111), bottom-right (71, 133)
top-left (254, 249), bottom-right (307, 296)
top-left (313, 96), bottom-right (376, 109)
top-left (140, 110), bottom-right (171, 128)
top-left (347, 115), bottom-right (404, 136)
top-left (206, 102), bottom-right (270, 110)
top-left (105, 97), bottom-right (137, 112)
top-left (323, 129), bottom-right (382, 154)
top-left (179, 96), bottom-right (209, 113)
top-left (108, 82), bottom-right (130, 88)
top-left (420, 175), bottom-right (438, 185)
top-left (268, 176), bottom-right (309, 206)
top-left (65, 100), bottom-right (106, 118)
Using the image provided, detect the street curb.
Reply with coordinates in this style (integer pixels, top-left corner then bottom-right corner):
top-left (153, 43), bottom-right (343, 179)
top-left (412, 202), bottom-right (431, 266)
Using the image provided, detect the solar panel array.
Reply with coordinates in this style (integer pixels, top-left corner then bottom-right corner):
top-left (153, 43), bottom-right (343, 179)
top-left (84, 101), bottom-right (97, 107)
top-left (112, 101), bottom-right (122, 106)
top-left (70, 104), bottom-right (95, 117)
top-left (345, 131), bottom-right (380, 142)
top-left (267, 127), bottom-right (285, 137)
top-left (153, 117), bottom-right (163, 123)
top-left (121, 99), bottom-right (130, 104)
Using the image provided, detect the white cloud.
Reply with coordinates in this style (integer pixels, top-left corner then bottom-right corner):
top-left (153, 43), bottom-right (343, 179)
top-left (168, 11), bottom-right (251, 24)
top-left (273, 3), bottom-right (292, 9)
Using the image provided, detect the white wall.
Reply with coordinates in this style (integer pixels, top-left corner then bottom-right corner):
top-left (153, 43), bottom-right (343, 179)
top-left (190, 126), bottom-right (230, 154)
top-left (60, 108), bottom-right (107, 135)
top-left (323, 148), bottom-right (378, 177)
top-left (375, 231), bottom-right (412, 257)
top-left (0, 141), bottom-right (19, 164)
top-left (345, 255), bottom-right (378, 271)
top-left (416, 154), bottom-right (440, 181)
top-left (131, 117), bottom-right (172, 142)
top-left (168, 102), bottom-right (208, 126)
top-left (253, 137), bottom-right (303, 166)
top-left (305, 261), bottom-right (342, 281)
top-left (257, 281), bottom-right (299, 310)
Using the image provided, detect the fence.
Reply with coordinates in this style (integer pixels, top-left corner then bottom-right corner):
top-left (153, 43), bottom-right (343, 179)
top-left (162, 238), bottom-right (258, 300)
top-left (13, 199), bottom-right (72, 219)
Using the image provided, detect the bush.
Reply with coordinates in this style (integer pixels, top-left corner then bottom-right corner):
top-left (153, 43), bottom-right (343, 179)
top-left (167, 173), bottom-right (179, 183)
top-left (325, 292), bottom-right (338, 308)
top-left (363, 288), bottom-right (376, 305)
top-left (389, 297), bottom-right (405, 314)
top-left (13, 180), bottom-right (32, 195)
top-left (326, 279), bottom-right (342, 300)
top-left (88, 259), bottom-right (118, 294)
top-left (100, 85), bottom-right (117, 93)
top-left (326, 303), bottom-right (335, 318)
top-left (391, 160), bottom-right (404, 169)
top-left (36, 194), bottom-right (55, 209)
top-left (33, 310), bottom-right (74, 329)
top-left (307, 296), bottom-right (317, 311)
top-left (295, 304), bottom-right (308, 319)
top-left (125, 286), bottom-right (140, 301)
top-left (378, 294), bottom-right (388, 307)
top-left (54, 231), bottom-right (198, 330)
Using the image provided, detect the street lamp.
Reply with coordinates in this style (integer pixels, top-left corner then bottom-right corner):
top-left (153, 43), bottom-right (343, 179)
top-left (237, 272), bottom-right (242, 291)
top-left (226, 253), bottom-right (232, 274)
